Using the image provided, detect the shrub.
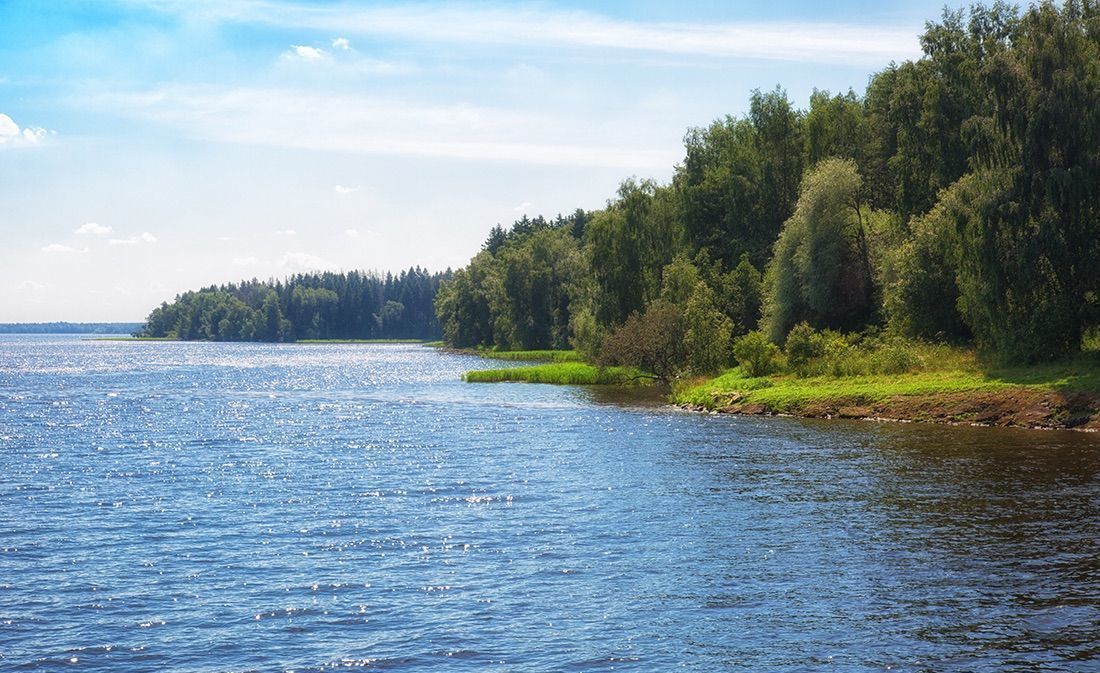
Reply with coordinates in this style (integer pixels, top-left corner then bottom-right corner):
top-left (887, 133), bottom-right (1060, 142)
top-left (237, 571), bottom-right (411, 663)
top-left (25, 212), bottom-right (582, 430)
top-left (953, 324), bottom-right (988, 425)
top-left (599, 300), bottom-right (686, 382)
top-left (733, 330), bottom-right (780, 377)
top-left (784, 322), bottom-right (824, 374)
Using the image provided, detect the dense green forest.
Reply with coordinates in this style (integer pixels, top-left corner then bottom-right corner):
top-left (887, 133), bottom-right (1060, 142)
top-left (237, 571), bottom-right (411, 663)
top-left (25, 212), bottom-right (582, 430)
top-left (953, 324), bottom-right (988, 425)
top-left (138, 268), bottom-right (448, 341)
top-left (436, 1), bottom-right (1100, 375)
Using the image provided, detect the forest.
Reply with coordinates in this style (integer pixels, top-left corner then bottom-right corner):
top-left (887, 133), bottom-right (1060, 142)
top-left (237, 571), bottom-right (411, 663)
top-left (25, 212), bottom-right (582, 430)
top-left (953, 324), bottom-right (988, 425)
top-left (435, 1), bottom-right (1100, 377)
top-left (137, 268), bottom-right (447, 341)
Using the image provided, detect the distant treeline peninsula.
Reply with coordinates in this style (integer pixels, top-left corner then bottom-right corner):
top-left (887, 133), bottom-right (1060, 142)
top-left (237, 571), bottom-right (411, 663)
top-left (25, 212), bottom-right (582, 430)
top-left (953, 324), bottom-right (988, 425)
top-left (137, 268), bottom-right (448, 342)
top-left (435, 2), bottom-right (1100, 370)
top-left (0, 322), bottom-right (143, 334)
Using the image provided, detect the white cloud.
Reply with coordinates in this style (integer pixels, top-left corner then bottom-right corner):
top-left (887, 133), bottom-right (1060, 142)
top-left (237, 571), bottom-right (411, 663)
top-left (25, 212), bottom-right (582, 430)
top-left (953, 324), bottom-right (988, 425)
top-left (274, 229), bottom-right (297, 236)
top-left (41, 243), bottom-right (85, 254)
top-left (279, 251), bottom-right (329, 270)
top-left (513, 201), bottom-right (533, 212)
top-left (87, 86), bottom-right (677, 169)
top-left (108, 231), bottom-right (157, 246)
top-left (332, 37), bottom-right (351, 51)
top-left (0, 113), bottom-right (49, 148)
top-left (75, 222), bottom-right (113, 235)
top-left (137, 3), bottom-right (920, 66)
top-left (343, 228), bottom-right (359, 238)
top-left (334, 184), bottom-right (361, 194)
top-left (290, 44), bottom-right (326, 61)
top-left (17, 280), bottom-right (46, 291)
top-left (232, 256), bottom-right (260, 266)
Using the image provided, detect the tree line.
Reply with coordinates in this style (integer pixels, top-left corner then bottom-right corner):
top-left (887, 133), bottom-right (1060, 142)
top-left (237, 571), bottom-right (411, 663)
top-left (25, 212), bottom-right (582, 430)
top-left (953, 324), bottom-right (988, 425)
top-left (435, 1), bottom-right (1100, 372)
top-left (137, 268), bottom-right (448, 341)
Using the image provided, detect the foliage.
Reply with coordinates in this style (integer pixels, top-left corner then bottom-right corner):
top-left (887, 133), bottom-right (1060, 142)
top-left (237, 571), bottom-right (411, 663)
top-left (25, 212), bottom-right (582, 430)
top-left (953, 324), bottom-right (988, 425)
top-left (586, 181), bottom-right (686, 326)
top-left (954, 0), bottom-right (1100, 362)
top-left (436, 218), bottom-right (586, 351)
top-left (683, 282), bottom-right (734, 375)
top-left (883, 176), bottom-right (972, 341)
top-left (599, 300), bottom-right (686, 383)
top-left (732, 331), bottom-right (780, 377)
top-left (438, 2), bottom-right (1100, 367)
top-left (659, 255), bottom-right (701, 305)
top-left (714, 253), bottom-right (763, 335)
top-left (764, 158), bottom-right (874, 342)
top-left (140, 268), bottom-right (445, 342)
top-left (492, 227), bottom-right (584, 350)
top-left (784, 322), bottom-right (825, 374)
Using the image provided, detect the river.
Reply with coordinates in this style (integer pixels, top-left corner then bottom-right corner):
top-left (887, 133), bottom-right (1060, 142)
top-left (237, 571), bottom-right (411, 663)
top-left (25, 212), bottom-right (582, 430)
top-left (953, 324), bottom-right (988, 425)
top-left (1, 337), bottom-right (1098, 671)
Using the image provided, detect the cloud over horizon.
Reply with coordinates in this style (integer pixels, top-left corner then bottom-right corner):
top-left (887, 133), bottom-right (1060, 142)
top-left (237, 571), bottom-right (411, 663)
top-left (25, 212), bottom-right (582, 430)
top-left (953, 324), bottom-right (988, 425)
top-left (0, 113), bottom-right (49, 148)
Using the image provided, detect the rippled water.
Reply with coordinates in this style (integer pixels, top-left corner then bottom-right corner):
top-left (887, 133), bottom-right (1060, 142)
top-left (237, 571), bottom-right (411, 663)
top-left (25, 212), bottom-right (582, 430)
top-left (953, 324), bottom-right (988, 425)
top-left (2, 336), bottom-right (1099, 672)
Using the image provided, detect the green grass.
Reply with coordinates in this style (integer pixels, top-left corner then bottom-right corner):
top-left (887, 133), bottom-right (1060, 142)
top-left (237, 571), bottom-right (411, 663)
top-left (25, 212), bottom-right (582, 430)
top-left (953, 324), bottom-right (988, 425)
top-left (673, 354), bottom-right (1100, 413)
top-left (295, 339), bottom-right (428, 344)
top-left (87, 336), bottom-right (174, 341)
top-left (465, 362), bottom-right (648, 385)
top-left (473, 349), bottom-right (583, 362)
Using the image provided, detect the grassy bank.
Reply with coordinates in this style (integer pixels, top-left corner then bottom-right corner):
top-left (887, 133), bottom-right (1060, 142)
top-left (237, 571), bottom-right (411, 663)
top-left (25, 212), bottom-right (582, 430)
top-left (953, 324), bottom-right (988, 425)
top-left (673, 355), bottom-right (1100, 430)
top-left (88, 336), bottom-right (174, 341)
top-left (295, 339), bottom-right (428, 344)
top-left (453, 348), bottom-right (583, 362)
top-left (465, 362), bottom-right (647, 385)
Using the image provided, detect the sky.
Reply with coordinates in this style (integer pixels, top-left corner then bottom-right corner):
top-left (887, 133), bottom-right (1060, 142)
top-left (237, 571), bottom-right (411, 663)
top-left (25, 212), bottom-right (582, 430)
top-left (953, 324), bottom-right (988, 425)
top-left (0, 0), bottom-right (970, 322)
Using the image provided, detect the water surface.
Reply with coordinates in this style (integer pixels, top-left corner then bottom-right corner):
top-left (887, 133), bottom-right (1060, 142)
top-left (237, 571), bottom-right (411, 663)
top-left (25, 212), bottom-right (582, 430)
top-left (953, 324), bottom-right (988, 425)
top-left (2, 337), bottom-right (1098, 671)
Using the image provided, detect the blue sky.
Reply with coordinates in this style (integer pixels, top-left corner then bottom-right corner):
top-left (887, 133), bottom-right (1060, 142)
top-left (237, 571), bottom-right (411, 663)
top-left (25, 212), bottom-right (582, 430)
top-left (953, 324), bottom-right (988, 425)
top-left (0, 0), bottom-right (969, 321)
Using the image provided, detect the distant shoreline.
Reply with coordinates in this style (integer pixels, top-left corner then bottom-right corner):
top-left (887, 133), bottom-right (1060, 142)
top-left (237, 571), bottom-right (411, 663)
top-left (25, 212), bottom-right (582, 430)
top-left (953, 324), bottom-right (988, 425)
top-left (85, 337), bottom-right (431, 344)
top-left (0, 322), bottom-right (142, 335)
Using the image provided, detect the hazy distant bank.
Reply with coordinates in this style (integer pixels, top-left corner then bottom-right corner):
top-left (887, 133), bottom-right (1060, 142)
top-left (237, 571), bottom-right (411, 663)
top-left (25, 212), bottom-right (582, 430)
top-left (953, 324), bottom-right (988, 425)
top-left (0, 322), bottom-right (142, 335)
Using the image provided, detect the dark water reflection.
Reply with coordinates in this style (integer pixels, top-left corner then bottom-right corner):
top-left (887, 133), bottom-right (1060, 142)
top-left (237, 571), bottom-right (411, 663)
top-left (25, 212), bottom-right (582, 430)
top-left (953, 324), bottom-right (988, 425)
top-left (1, 338), bottom-right (1098, 672)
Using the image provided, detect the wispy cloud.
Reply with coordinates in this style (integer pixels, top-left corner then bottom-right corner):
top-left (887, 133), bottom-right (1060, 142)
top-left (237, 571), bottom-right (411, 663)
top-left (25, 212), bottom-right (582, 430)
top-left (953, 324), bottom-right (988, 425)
top-left (109, 231), bottom-right (158, 246)
top-left (331, 37), bottom-right (351, 51)
top-left (41, 243), bottom-right (86, 254)
top-left (343, 228), bottom-right (359, 238)
top-left (333, 185), bottom-right (361, 194)
top-left (132, 1), bottom-right (921, 66)
top-left (274, 228), bottom-right (297, 236)
top-left (75, 221), bottom-right (113, 235)
top-left (232, 256), bottom-right (260, 266)
top-left (84, 85), bottom-right (676, 169)
top-left (0, 113), bottom-right (49, 148)
top-left (513, 201), bottom-right (533, 212)
top-left (280, 251), bottom-right (329, 270)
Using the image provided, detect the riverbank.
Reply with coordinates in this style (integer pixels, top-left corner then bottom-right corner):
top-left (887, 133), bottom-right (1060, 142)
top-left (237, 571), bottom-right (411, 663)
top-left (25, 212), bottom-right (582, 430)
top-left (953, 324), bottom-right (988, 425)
top-left (441, 347), bottom-right (584, 362)
top-left (673, 364), bottom-right (1100, 431)
top-left (460, 346), bottom-right (1100, 431)
top-left (465, 362), bottom-right (647, 385)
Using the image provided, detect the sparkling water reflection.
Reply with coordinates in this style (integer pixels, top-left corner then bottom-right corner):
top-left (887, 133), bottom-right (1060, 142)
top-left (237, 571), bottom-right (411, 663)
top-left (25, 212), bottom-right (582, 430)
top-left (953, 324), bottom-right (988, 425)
top-left (1, 336), bottom-right (1098, 671)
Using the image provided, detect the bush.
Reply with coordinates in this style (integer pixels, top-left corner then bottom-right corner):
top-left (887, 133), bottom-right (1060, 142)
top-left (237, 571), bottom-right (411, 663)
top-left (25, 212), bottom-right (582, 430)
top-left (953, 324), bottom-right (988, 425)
top-left (599, 300), bottom-right (686, 382)
top-left (784, 322), bottom-right (824, 374)
top-left (733, 331), bottom-right (780, 377)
